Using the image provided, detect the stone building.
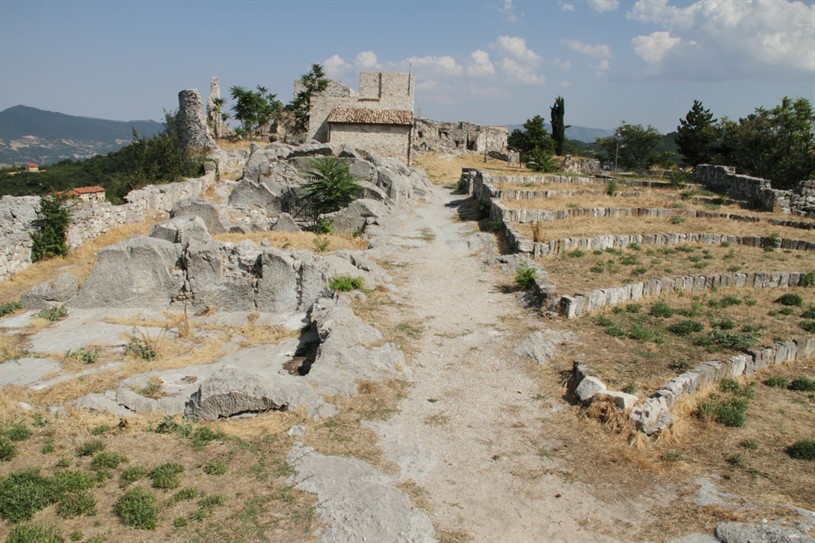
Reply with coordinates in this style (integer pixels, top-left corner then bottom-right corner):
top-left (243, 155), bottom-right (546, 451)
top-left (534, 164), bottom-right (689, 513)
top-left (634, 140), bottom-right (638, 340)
top-left (298, 72), bottom-right (415, 164)
top-left (68, 185), bottom-right (106, 202)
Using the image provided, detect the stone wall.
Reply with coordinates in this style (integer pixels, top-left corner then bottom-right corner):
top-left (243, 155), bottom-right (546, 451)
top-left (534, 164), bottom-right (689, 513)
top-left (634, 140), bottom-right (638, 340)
top-left (413, 119), bottom-right (508, 154)
top-left (558, 271), bottom-right (810, 319)
top-left (329, 124), bottom-right (411, 165)
top-left (177, 89), bottom-right (216, 152)
top-left (0, 171), bottom-right (217, 280)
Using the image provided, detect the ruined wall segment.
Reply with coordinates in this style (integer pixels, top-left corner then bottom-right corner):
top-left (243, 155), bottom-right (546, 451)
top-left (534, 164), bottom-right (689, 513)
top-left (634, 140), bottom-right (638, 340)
top-left (177, 89), bottom-right (216, 152)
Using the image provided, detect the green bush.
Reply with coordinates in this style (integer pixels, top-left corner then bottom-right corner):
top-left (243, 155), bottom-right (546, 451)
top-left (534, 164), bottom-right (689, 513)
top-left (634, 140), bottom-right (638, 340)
top-left (314, 218), bottom-right (333, 234)
top-left (628, 323), bottom-right (660, 343)
top-left (663, 450), bottom-right (685, 462)
top-left (740, 439), bottom-right (759, 450)
top-left (203, 460), bottom-right (227, 476)
top-left (119, 466), bottom-right (147, 487)
top-left (115, 488), bottom-right (159, 529)
top-left (697, 329), bottom-right (758, 351)
top-left (67, 347), bottom-right (99, 365)
top-left (35, 306), bottom-right (67, 322)
top-left (5, 523), bottom-right (64, 543)
top-left (526, 148), bottom-right (558, 173)
top-left (649, 302), bottom-right (675, 318)
top-left (312, 236), bottom-right (330, 252)
top-left (776, 293), bottom-right (803, 307)
top-left (668, 319), bottom-right (704, 336)
top-left (801, 307), bottom-right (815, 319)
top-left (187, 426), bottom-right (223, 449)
top-left (75, 440), bottom-right (105, 457)
top-left (605, 179), bottom-right (618, 196)
top-left (91, 452), bottom-right (128, 471)
top-left (801, 320), bottom-right (815, 333)
top-left (56, 491), bottom-right (96, 518)
top-left (30, 195), bottom-right (71, 263)
top-left (302, 157), bottom-right (363, 218)
top-left (698, 397), bottom-right (748, 427)
top-left (801, 271), bottom-right (815, 287)
top-left (514, 262), bottom-right (537, 290)
top-left (764, 376), bottom-right (789, 388)
top-left (0, 469), bottom-right (58, 523)
top-left (51, 470), bottom-right (95, 495)
top-left (329, 275), bottom-right (364, 292)
top-left (124, 333), bottom-right (158, 361)
top-left (149, 463), bottom-right (184, 490)
top-left (789, 377), bottom-right (815, 392)
top-left (6, 423), bottom-right (32, 442)
top-left (0, 301), bottom-right (23, 317)
top-left (787, 439), bottom-right (815, 460)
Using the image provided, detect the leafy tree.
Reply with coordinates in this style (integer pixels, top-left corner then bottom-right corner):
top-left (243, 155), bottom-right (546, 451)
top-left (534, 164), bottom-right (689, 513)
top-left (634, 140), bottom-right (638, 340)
top-left (508, 115), bottom-right (554, 155)
top-left (301, 156), bottom-right (363, 220)
top-left (550, 96), bottom-right (567, 156)
top-left (676, 100), bottom-right (717, 167)
top-left (290, 64), bottom-right (329, 134)
top-left (596, 122), bottom-right (663, 171)
top-left (229, 85), bottom-right (282, 138)
top-left (30, 194), bottom-right (71, 262)
top-left (717, 97), bottom-right (815, 189)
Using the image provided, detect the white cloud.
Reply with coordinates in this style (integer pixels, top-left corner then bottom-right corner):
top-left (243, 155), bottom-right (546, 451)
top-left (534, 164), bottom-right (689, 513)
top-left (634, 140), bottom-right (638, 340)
top-left (491, 36), bottom-right (545, 85)
top-left (468, 84), bottom-right (508, 98)
top-left (493, 36), bottom-right (543, 64)
top-left (493, 0), bottom-right (519, 22)
top-left (499, 58), bottom-right (546, 84)
top-left (552, 58), bottom-right (571, 71)
top-left (559, 80), bottom-right (573, 89)
top-left (467, 49), bottom-right (496, 77)
top-left (406, 55), bottom-right (464, 76)
top-left (591, 58), bottom-right (610, 75)
top-left (632, 31), bottom-right (681, 64)
top-left (562, 38), bottom-right (611, 59)
top-left (354, 51), bottom-right (380, 70)
top-left (587, 0), bottom-right (619, 13)
top-left (558, 1), bottom-right (575, 11)
top-left (323, 54), bottom-right (352, 79)
top-left (625, 0), bottom-right (815, 77)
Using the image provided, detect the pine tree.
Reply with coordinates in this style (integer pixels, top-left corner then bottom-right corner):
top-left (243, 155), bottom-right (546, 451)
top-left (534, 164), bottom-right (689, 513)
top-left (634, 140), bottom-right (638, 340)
top-left (675, 100), bottom-right (717, 167)
top-left (291, 64), bottom-right (329, 134)
top-left (550, 96), bottom-right (566, 156)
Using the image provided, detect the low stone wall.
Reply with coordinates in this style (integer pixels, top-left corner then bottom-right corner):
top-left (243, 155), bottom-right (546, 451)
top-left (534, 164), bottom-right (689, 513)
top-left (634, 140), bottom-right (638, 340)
top-left (0, 171), bottom-right (217, 280)
top-left (515, 232), bottom-right (815, 258)
top-left (695, 164), bottom-right (815, 217)
top-left (558, 271), bottom-right (809, 319)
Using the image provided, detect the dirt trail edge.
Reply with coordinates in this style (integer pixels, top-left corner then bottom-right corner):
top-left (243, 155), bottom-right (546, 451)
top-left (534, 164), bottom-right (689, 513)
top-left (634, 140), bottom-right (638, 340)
top-left (366, 185), bottom-right (650, 542)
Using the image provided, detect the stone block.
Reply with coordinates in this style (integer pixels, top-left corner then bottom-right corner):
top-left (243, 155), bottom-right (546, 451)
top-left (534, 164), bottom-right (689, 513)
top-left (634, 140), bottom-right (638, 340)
top-left (630, 397), bottom-right (673, 435)
top-left (575, 376), bottom-right (606, 403)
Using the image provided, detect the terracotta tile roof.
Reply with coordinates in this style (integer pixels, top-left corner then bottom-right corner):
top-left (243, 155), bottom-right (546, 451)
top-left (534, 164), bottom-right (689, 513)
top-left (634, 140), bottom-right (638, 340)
top-left (70, 185), bottom-right (106, 194)
top-left (327, 107), bottom-right (413, 126)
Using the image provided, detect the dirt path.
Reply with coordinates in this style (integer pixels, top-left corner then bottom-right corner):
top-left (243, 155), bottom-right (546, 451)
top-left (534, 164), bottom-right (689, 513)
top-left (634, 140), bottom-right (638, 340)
top-left (368, 185), bottom-right (650, 542)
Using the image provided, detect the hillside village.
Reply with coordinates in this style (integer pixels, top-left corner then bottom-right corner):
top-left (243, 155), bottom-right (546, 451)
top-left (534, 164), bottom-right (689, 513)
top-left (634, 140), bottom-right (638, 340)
top-left (0, 70), bottom-right (813, 543)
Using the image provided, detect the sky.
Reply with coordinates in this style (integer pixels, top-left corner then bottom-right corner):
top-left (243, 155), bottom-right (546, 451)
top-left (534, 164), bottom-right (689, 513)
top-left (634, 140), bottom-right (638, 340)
top-left (1, 0), bottom-right (813, 134)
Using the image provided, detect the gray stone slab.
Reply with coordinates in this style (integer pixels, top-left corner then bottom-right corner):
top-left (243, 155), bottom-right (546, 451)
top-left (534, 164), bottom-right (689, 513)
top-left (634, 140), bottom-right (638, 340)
top-left (0, 357), bottom-right (61, 386)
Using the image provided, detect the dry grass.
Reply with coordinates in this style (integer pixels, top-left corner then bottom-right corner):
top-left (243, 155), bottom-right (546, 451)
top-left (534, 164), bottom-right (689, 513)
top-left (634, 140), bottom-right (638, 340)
top-left (213, 230), bottom-right (368, 252)
top-left (539, 241), bottom-right (815, 296)
top-left (215, 139), bottom-right (256, 151)
top-left (517, 214), bottom-right (815, 243)
top-left (412, 151), bottom-right (531, 185)
top-left (0, 219), bottom-right (156, 304)
top-left (553, 286), bottom-right (815, 396)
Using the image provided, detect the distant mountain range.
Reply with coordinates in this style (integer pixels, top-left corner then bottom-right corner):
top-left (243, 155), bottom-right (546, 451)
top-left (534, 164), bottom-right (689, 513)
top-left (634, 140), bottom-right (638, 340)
top-left (507, 123), bottom-right (614, 143)
top-left (0, 105), bottom-right (164, 166)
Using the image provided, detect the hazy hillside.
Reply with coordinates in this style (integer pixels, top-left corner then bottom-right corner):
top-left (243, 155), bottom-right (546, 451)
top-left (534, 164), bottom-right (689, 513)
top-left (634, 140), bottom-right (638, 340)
top-left (507, 123), bottom-right (614, 143)
top-left (0, 105), bottom-right (163, 166)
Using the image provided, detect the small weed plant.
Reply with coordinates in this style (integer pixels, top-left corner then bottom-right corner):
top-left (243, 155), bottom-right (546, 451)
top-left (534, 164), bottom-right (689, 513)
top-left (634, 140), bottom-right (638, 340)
top-left (35, 306), bottom-right (67, 322)
top-left (124, 330), bottom-right (159, 361)
top-left (515, 262), bottom-right (537, 290)
top-left (0, 301), bottom-right (23, 317)
top-left (115, 488), bottom-right (159, 529)
top-left (329, 275), bottom-right (365, 292)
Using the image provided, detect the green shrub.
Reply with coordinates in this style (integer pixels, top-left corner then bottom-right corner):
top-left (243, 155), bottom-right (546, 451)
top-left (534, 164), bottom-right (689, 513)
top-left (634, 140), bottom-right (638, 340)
top-left (0, 469), bottom-right (58, 523)
top-left (697, 329), bottom-right (758, 351)
top-left (605, 179), bottom-right (618, 196)
top-left (314, 218), bottom-right (333, 234)
top-left (30, 195), bottom-right (71, 263)
top-left (619, 254), bottom-right (639, 266)
top-left (776, 293), bottom-right (803, 307)
top-left (328, 275), bottom-right (364, 292)
top-left (35, 306), bottom-right (67, 322)
top-left (203, 460), bottom-right (227, 476)
top-left (124, 333), bottom-right (157, 361)
top-left (663, 450), bottom-right (685, 462)
top-left (789, 377), bottom-right (815, 392)
top-left (0, 301), bottom-right (23, 317)
top-left (719, 295), bottom-right (742, 307)
top-left (566, 249), bottom-right (586, 258)
top-left (51, 470), bottom-right (95, 494)
top-left (56, 491), bottom-right (96, 518)
top-left (91, 452), bottom-right (128, 471)
top-left (628, 323), bottom-right (660, 343)
top-left (787, 439), bottom-right (815, 460)
top-left (626, 303), bottom-right (642, 313)
top-left (764, 376), bottom-right (789, 388)
top-left (698, 397), bottom-right (748, 427)
top-left (801, 271), bottom-right (815, 287)
top-left (526, 148), bottom-right (557, 173)
top-left (115, 488), bottom-right (158, 529)
top-left (173, 516), bottom-right (188, 528)
top-left (670, 216), bottom-right (685, 224)
top-left (801, 307), bottom-right (815, 319)
top-left (649, 302), bottom-right (675, 318)
top-left (6, 523), bottom-right (64, 543)
top-left (778, 307), bottom-right (796, 315)
top-left (149, 463), bottom-right (184, 490)
top-left (168, 487), bottom-right (198, 506)
top-left (67, 347), bottom-right (99, 365)
top-left (188, 426), bottom-right (223, 449)
top-left (801, 320), bottom-right (815, 333)
top-left (6, 423), bottom-right (32, 442)
top-left (119, 466), bottom-right (147, 487)
top-left (75, 440), bottom-right (105, 457)
top-left (711, 318), bottom-right (735, 330)
top-left (670, 359), bottom-right (691, 372)
top-left (740, 439), bottom-right (759, 450)
top-left (302, 157), bottom-right (363, 218)
top-left (514, 262), bottom-right (537, 290)
top-left (668, 319), bottom-right (704, 336)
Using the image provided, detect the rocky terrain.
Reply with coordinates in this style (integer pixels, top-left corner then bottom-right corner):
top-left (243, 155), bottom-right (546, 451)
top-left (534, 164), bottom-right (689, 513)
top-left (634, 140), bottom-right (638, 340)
top-left (0, 145), bottom-right (812, 543)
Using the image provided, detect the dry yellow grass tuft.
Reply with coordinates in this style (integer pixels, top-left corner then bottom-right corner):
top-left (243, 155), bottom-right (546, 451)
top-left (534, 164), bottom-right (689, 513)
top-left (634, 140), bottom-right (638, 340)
top-left (412, 151), bottom-right (531, 184)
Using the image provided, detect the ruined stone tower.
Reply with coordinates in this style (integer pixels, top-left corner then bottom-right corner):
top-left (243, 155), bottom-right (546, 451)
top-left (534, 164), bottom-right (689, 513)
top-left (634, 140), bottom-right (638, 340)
top-left (177, 89), bottom-right (216, 152)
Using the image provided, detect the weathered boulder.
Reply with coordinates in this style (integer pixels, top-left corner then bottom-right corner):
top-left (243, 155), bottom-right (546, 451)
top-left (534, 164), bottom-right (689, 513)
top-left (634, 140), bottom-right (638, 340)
top-left (70, 237), bottom-right (183, 308)
top-left (271, 213), bottom-right (301, 232)
top-left (575, 376), bottom-right (606, 403)
top-left (170, 198), bottom-right (227, 234)
top-left (255, 249), bottom-right (300, 313)
top-left (21, 273), bottom-right (78, 309)
top-left (183, 240), bottom-right (257, 311)
top-left (286, 142), bottom-right (335, 158)
top-left (149, 215), bottom-right (211, 246)
top-left (630, 397), bottom-right (673, 435)
top-left (321, 199), bottom-right (389, 234)
top-left (714, 521), bottom-right (814, 543)
top-left (185, 366), bottom-right (321, 420)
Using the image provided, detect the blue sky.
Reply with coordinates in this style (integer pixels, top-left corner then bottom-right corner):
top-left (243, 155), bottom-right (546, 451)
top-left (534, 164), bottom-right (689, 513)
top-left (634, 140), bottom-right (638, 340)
top-left (1, 0), bottom-right (813, 134)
